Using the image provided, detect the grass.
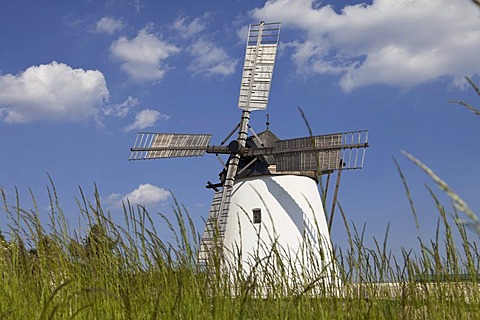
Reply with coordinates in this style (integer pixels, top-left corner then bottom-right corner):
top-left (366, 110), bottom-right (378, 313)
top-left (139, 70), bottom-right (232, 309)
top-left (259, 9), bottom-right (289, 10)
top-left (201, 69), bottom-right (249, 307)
top-left (0, 171), bottom-right (479, 319)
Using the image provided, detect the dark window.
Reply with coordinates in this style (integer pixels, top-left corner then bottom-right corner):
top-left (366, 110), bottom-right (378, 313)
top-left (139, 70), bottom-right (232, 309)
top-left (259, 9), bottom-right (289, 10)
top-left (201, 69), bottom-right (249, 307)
top-left (252, 208), bottom-right (261, 224)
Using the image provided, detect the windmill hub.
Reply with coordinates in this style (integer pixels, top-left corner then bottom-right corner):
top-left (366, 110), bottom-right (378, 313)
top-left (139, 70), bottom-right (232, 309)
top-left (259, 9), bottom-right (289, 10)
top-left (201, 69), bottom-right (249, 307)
top-left (228, 140), bottom-right (242, 154)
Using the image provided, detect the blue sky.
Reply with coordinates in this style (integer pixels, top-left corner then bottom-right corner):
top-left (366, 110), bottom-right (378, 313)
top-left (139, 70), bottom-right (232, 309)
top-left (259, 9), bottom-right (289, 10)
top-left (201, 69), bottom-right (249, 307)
top-left (0, 0), bottom-right (479, 253)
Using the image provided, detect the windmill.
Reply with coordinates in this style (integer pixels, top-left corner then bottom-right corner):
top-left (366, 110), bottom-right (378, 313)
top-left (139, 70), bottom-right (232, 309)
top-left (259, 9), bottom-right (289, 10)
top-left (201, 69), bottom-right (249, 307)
top-left (130, 22), bottom-right (368, 280)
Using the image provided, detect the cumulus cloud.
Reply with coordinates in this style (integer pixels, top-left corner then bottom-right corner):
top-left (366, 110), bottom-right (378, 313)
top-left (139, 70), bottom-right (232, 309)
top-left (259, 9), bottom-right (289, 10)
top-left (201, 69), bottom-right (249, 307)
top-left (107, 184), bottom-right (171, 207)
top-left (124, 108), bottom-right (169, 132)
top-left (95, 16), bottom-right (123, 34)
top-left (103, 96), bottom-right (139, 118)
top-left (0, 61), bottom-right (109, 123)
top-left (172, 16), bottom-right (206, 38)
top-left (171, 16), bottom-right (237, 77)
top-left (252, 0), bottom-right (480, 91)
top-left (110, 28), bottom-right (180, 81)
top-left (189, 39), bottom-right (238, 76)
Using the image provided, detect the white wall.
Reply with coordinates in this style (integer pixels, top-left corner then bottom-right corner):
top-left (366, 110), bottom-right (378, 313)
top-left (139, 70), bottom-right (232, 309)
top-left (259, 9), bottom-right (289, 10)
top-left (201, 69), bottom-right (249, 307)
top-left (222, 174), bottom-right (338, 290)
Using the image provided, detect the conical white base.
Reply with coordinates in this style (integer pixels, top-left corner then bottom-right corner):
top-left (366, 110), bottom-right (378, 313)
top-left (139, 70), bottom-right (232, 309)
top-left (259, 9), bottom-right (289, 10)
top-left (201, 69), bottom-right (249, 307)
top-left (222, 174), bottom-right (338, 290)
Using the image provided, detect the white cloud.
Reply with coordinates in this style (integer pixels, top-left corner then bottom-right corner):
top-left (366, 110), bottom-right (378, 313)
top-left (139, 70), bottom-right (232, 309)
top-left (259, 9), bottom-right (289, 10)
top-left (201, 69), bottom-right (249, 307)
top-left (172, 16), bottom-right (206, 38)
top-left (170, 15), bottom-right (237, 77)
top-left (236, 25), bottom-right (249, 44)
top-left (95, 16), bottom-right (123, 34)
top-left (124, 108), bottom-right (169, 132)
top-left (189, 39), bottom-right (238, 76)
top-left (133, 0), bottom-right (143, 12)
top-left (252, 0), bottom-right (480, 91)
top-left (103, 96), bottom-right (139, 118)
top-left (108, 184), bottom-right (171, 207)
top-left (110, 28), bottom-right (180, 81)
top-left (0, 61), bottom-right (109, 123)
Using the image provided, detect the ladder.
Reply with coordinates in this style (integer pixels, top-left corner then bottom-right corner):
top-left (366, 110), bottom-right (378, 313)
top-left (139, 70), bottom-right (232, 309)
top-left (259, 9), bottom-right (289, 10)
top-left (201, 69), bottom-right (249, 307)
top-left (197, 187), bottom-right (233, 263)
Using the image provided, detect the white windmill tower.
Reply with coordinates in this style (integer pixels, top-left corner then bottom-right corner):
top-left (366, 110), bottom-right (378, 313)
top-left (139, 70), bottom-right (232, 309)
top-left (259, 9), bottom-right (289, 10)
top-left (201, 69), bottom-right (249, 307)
top-left (130, 22), bottom-right (368, 286)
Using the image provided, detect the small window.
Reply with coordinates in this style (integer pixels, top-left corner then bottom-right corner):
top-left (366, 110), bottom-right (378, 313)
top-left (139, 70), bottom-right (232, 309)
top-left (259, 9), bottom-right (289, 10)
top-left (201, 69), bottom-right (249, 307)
top-left (252, 208), bottom-right (261, 224)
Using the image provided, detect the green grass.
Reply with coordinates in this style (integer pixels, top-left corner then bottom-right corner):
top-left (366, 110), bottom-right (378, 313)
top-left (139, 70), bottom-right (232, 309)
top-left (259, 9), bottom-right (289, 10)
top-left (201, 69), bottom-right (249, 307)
top-left (0, 171), bottom-right (479, 319)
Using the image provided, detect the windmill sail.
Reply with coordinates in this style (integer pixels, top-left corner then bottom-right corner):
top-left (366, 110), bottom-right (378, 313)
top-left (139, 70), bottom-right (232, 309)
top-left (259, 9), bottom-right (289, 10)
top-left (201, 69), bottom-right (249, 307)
top-left (238, 22), bottom-right (281, 111)
top-left (129, 133), bottom-right (212, 160)
top-left (274, 131), bottom-right (368, 172)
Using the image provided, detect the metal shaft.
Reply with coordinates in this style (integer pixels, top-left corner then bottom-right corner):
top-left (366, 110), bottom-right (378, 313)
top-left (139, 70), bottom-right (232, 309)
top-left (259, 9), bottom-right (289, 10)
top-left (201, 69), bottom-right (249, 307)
top-left (223, 110), bottom-right (251, 188)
